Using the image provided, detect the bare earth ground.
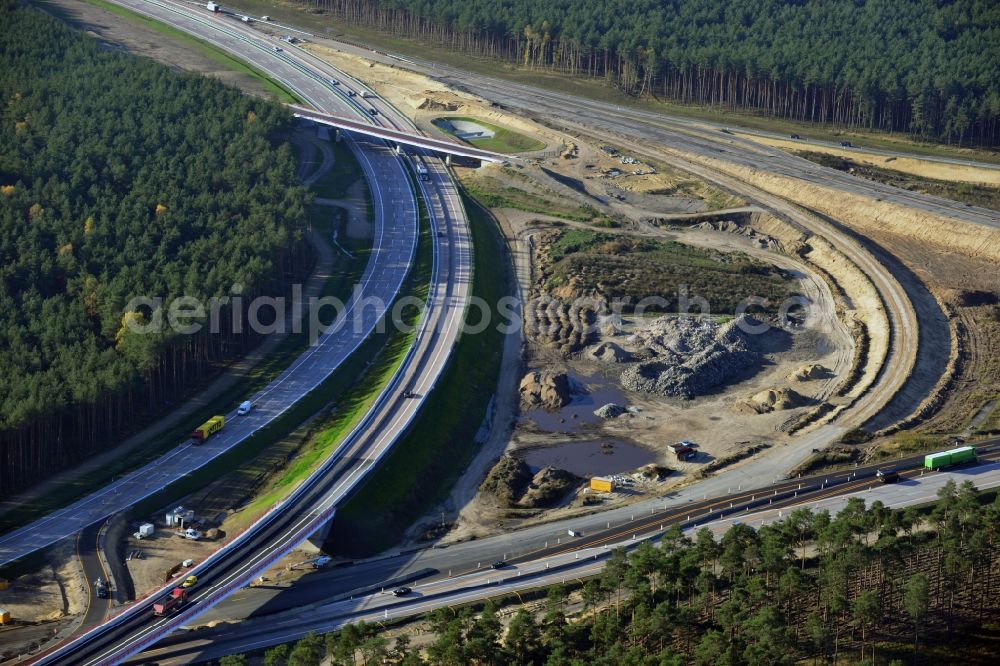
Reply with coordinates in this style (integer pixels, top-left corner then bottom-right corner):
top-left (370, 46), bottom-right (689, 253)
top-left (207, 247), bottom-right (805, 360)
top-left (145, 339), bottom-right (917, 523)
top-left (293, 39), bottom-right (998, 541)
top-left (37, 0), bottom-right (273, 96)
top-left (0, 539), bottom-right (86, 660)
top-left (293, 40), bottom-right (908, 543)
top-left (735, 132), bottom-right (1000, 186)
top-left (442, 200), bottom-right (853, 539)
top-left (120, 526), bottom-right (220, 605)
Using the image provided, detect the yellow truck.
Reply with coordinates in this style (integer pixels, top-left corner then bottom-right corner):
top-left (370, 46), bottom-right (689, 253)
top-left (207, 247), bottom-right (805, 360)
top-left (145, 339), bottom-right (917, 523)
top-left (191, 416), bottom-right (224, 443)
top-left (590, 477), bottom-right (615, 493)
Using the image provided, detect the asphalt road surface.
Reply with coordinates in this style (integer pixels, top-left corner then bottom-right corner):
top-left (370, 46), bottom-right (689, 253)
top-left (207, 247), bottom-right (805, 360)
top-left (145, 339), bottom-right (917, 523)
top-left (0, 1), bottom-right (422, 568)
top-left (29, 1), bottom-right (476, 663)
top-left (132, 445), bottom-right (1000, 664)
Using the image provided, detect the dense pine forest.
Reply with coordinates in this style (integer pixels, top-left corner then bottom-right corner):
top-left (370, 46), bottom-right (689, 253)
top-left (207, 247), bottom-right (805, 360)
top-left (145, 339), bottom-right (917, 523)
top-left (250, 481), bottom-right (1000, 665)
top-left (305, 0), bottom-right (1000, 146)
top-left (0, 0), bottom-right (311, 494)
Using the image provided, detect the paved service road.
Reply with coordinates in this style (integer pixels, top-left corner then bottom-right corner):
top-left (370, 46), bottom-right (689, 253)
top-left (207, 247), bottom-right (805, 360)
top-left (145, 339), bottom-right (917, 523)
top-left (0, 1), bottom-right (423, 567)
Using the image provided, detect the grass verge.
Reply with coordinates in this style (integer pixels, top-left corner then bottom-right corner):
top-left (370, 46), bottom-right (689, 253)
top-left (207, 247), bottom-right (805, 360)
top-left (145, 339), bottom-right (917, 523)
top-left (63, 0), bottom-right (302, 104)
top-left (432, 116), bottom-right (545, 153)
top-left (125, 184), bottom-right (427, 527)
top-left (461, 168), bottom-right (603, 224)
top-left (327, 190), bottom-right (510, 556)
top-left (219, 194), bottom-right (431, 535)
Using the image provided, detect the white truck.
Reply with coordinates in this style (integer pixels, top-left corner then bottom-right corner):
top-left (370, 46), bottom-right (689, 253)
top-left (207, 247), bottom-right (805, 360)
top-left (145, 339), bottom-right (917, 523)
top-left (238, 400), bottom-right (253, 415)
top-left (360, 91), bottom-right (375, 99)
top-left (206, 1), bottom-right (220, 12)
top-left (415, 164), bottom-right (429, 181)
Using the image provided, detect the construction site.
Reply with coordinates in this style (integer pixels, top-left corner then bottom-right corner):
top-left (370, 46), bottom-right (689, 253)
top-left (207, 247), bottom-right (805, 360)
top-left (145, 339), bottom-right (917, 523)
top-left (0, 3), bottom-right (998, 661)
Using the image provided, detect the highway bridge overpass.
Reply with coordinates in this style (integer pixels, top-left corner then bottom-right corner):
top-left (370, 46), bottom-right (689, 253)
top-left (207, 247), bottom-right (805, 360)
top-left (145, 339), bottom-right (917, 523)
top-left (288, 105), bottom-right (509, 163)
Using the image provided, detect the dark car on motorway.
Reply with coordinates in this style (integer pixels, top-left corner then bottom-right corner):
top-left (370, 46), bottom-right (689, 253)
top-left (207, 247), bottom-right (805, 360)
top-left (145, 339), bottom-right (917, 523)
top-left (876, 469), bottom-right (900, 483)
top-left (491, 561), bottom-right (507, 569)
top-left (392, 586), bottom-right (411, 596)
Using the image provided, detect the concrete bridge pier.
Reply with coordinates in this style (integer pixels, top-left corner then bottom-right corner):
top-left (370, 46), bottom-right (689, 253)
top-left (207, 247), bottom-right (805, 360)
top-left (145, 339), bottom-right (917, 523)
top-left (302, 518), bottom-right (335, 554)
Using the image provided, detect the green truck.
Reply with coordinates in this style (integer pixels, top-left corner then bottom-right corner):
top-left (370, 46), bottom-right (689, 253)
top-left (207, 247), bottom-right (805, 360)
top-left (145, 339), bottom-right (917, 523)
top-left (924, 445), bottom-right (977, 470)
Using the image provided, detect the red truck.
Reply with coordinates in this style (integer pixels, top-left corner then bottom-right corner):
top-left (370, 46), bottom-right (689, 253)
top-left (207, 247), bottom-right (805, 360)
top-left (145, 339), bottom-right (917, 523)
top-left (152, 588), bottom-right (187, 616)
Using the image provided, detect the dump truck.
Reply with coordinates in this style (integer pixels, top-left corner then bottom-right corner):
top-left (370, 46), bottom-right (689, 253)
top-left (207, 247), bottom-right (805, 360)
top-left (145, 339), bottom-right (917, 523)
top-left (590, 477), bottom-right (615, 493)
top-left (416, 164), bottom-right (429, 181)
top-left (668, 443), bottom-right (697, 461)
top-left (153, 588), bottom-right (187, 616)
top-left (924, 445), bottom-right (977, 470)
top-left (191, 416), bottom-right (224, 443)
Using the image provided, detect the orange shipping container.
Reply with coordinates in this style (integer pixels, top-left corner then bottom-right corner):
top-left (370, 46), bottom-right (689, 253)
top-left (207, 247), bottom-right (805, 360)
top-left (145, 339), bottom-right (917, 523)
top-left (590, 477), bottom-right (615, 493)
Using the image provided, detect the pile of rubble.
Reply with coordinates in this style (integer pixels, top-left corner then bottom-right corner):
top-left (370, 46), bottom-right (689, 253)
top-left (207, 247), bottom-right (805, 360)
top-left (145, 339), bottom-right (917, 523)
top-left (620, 315), bottom-right (761, 398)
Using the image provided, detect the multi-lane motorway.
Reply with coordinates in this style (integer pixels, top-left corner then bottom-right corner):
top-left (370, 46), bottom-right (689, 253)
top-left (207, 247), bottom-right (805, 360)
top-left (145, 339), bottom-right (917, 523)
top-left (20, 1), bottom-right (476, 663)
top-left (131, 441), bottom-right (1000, 664)
top-left (0, 4), bottom-right (423, 566)
top-left (11, 2), bottom-right (1000, 663)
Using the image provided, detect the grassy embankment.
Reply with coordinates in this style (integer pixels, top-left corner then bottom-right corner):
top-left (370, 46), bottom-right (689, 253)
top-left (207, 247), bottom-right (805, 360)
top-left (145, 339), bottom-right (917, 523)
top-left (199, 184), bottom-right (432, 536)
top-left (796, 151), bottom-right (1000, 210)
top-left (66, 0), bottom-right (302, 104)
top-left (219, 0), bottom-right (1000, 165)
top-left (0, 138), bottom-right (367, 543)
top-left (461, 167), bottom-right (611, 225)
top-left (327, 191), bottom-right (510, 556)
top-left (542, 228), bottom-right (797, 315)
top-left (432, 116), bottom-right (545, 154)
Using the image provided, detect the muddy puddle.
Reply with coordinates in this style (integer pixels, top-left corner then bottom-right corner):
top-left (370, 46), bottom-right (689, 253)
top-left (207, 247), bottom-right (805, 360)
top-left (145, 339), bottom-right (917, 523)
top-left (523, 372), bottom-right (627, 432)
top-left (516, 439), bottom-right (656, 477)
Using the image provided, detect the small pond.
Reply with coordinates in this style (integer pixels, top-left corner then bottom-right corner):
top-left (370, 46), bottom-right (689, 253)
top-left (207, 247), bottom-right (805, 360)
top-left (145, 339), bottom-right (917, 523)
top-left (523, 372), bottom-right (628, 433)
top-left (516, 438), bottom-right (656, 477)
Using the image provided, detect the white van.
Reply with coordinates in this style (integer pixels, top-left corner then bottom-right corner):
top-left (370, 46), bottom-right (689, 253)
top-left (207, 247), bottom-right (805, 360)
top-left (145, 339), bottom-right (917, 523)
top-left (238, 400), bottom-right (253, 415)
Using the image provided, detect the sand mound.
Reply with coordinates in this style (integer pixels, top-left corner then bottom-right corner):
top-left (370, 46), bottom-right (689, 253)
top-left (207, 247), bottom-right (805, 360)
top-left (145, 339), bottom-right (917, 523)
top-left (738, 387), bottom-right (809, 414)
top-left (789, 363), bottom-right (829, 381)
top-left (405, 91), bottom-right (465, 112)
top-left (518, 467), bottom-right (580, 508)
top-left (519, 371), bottom-right (572, 411)
top-left (585, 341), bottom-right (633, 363)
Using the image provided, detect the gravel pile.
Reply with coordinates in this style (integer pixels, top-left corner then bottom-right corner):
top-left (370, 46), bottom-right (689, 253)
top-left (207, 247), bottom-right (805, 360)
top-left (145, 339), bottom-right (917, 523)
top-left (620, 315), bottom-right (761, 398)
top-left (594, 403), bottom-right (627, 418)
